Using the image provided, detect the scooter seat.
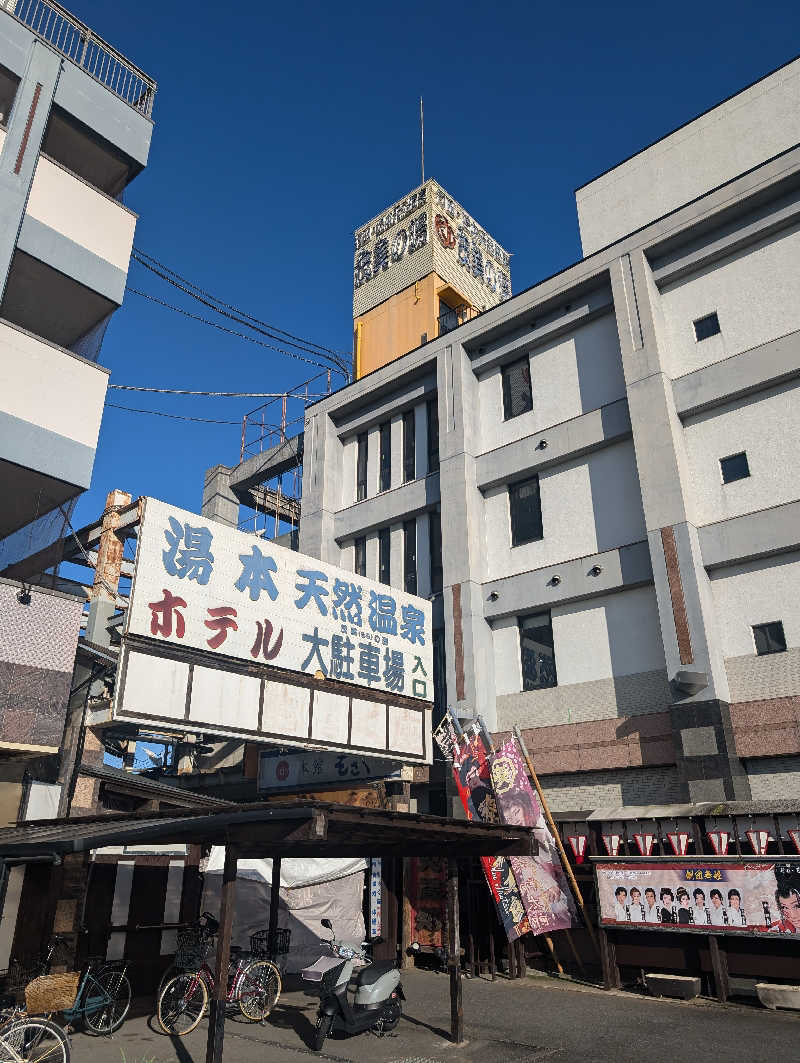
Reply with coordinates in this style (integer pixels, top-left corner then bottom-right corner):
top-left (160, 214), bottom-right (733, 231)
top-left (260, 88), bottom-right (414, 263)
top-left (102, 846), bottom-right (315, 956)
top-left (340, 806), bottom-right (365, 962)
top-left (356, 960), bottom-right (396, 987)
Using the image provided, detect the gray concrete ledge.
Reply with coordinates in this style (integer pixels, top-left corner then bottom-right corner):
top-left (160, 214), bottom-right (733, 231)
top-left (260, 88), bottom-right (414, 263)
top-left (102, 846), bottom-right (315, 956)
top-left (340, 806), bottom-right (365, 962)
top-left (674, 329), bottom-right (800, 418)
top-left (18, 214), bottom-right (126, 304)
top-left (333, 472), bottom-right (440, 542)
top-left (699, 499), bottom-right (800, 569)
top-left (230, 435), bottom-right (304, 495)
top-left (476, 398), bottom-right (631, 491)
top-left (483, 539), bottom-right (652, 620)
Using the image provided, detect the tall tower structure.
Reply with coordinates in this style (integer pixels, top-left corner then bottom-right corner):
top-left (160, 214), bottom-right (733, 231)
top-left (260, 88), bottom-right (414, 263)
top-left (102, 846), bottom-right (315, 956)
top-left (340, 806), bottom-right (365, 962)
top-left (353, 179), bottom-right (511, 378)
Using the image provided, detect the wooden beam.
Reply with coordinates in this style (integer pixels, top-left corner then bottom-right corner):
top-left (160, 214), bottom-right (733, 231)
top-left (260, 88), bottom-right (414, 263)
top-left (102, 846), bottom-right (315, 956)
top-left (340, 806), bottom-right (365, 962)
top-left (708, 934), bottom-right (729, 1003)
top-left (205, 844), bottom-right (237, 1063)
top-left (447, 858), bottom-right (464, 1044)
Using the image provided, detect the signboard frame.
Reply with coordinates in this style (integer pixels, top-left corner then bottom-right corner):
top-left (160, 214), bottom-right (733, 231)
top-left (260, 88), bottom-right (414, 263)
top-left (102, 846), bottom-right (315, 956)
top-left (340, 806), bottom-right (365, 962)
top-left (592, 856), bottom-right (800, 941)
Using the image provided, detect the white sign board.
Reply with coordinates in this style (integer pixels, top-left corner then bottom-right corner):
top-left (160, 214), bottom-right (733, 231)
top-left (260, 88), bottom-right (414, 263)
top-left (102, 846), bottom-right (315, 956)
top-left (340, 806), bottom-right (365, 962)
top-left (113, 499), bottom-right (433, 762)
top-left (258, 750), bottom-right (405, 792)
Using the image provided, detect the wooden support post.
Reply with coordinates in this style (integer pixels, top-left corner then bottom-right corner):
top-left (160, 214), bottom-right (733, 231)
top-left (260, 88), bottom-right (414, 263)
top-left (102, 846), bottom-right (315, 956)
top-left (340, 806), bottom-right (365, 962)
top-left (563, 929), bottom-right (585, 976)
top-left (488, 923), bottom-right (496, 980)
top-left (708, 934), bottom-right (729, 1003)
top-left (507, 936), bottom-right (517, 979)
top-left (447, 858), bottom-right (464, 1044)
top-left (268, 856), bottom-right (281, 952)
top-left (205, 844), bottom-right (237, 1063)
top-left (598, 927), bottom-right (619, 990)
top-left (541, 934), bottom-right (563, 975)
top-left (516, 937), bottom-right (527, 977)
top-left (513, 727), bottom-right (600, 957)
top-left (401, 859), bottom-right (414, 969)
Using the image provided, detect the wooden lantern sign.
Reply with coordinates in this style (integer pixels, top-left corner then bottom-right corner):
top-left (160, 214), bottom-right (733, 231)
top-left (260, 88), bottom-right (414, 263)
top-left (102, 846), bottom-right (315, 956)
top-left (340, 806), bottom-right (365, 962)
top-left (667, 831), bottom-right (689, 856)
top-left (746, 829), bottom-right (770, 855)
top-left (633, 832), bottom-right (655, 856)
top-left (602, 833), bottom-right (622, 856)
top-left (567, 834), bottom-right (588, 864)
top-left (787, 828), bottom-right (800, 855)
top-left (706, 830), bottom-right (729, 855)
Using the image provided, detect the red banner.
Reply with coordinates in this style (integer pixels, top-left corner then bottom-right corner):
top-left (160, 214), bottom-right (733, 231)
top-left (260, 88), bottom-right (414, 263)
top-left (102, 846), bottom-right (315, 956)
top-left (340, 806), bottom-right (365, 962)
top-left (408, 857), bottom-right (447, 948)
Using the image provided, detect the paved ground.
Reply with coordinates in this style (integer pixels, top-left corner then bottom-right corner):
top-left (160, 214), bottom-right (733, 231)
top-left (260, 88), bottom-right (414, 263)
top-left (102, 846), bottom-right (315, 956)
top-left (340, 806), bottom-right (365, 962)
top-left (73, 970), bottom-right (800, 1063)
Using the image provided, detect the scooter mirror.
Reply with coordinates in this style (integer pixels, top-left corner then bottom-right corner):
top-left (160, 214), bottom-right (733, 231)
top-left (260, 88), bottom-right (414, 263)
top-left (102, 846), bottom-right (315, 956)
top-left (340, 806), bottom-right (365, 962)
top-left (321, 918), bottom-right (333, 929)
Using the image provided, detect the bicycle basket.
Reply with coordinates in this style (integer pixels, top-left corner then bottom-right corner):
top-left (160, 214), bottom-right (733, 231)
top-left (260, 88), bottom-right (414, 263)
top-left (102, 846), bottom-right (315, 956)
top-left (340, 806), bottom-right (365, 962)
top-left (25, 972), bottom-right (80, 1014)
top-left (175, 930), bottom-right (212, 970)
top-left (250, 929), bottom-right (290, 961)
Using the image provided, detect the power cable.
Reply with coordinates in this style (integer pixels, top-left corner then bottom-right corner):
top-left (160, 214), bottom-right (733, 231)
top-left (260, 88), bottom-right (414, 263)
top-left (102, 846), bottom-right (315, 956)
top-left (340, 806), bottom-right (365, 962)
top-left (107, 384), bottom-right (328, 399)
top-left (133, 246), bottom-right (348, 362)
top-left (126, 286), bottom-right (340, 373)
top-left (105, 402), bottom-right (243, 425)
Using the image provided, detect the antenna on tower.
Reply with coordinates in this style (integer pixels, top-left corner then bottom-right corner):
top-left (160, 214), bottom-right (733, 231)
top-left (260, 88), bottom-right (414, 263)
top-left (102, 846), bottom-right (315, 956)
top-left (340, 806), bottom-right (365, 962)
top-left (420, 96), bottom-right (425, 184)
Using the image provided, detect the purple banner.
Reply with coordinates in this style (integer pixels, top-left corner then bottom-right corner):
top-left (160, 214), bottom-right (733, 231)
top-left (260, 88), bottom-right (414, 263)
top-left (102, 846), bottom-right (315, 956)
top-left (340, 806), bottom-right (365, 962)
top-left (490, 740), bottom-right (577, 935)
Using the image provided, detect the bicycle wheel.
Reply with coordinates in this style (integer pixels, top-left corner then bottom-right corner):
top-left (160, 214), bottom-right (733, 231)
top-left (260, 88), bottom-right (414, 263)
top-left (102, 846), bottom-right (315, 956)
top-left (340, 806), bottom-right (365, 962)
top-left (0, 1017), bottom-right (70, 1063)
top-left (157, 972), bottom-right (208, 1036)
top-left (236, 960), bottom-right (281, 1022)
top-left (83, 968), bottom-right (132, 1035)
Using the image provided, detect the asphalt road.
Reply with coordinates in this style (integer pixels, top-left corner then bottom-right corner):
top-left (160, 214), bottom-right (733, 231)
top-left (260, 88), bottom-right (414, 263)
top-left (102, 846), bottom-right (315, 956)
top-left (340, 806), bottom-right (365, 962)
top-left (72, 969), bottom-right (800, 1063)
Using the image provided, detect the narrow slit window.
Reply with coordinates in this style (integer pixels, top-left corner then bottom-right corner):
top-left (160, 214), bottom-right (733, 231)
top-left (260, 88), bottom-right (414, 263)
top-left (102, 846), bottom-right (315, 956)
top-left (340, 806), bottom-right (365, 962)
top-left (403, 519), bottom-right (417, 594)
top-left (354, 536), bottom-right (366, 577)
top-left (519, 612), bottom-right (557, 690)
top-left (694, 312), bottom-right (720, 341)
top-left (509, 475), bottom-right (543, 547)
top-left (356, 433), bottom-right (368, 501)
top-left (427, 399), bottom-right (439, 474)
top-left (502, 357), bottom-right (533, 420)
top-left (403, 409), bottom-right (415, 483)
top-left (379, 421), bottom-right (391, 492)
top-left (720, 452), bottom-right (749, 484)
top-left (378, 527), bottom-right (391, 586)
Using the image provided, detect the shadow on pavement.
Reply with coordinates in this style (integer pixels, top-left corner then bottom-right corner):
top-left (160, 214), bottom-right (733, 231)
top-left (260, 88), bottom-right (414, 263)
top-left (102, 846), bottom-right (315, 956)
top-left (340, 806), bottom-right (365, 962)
top-left (259, 1001), bottom-right (317, 1049)
top-left (400, 1011), bottom-right (451, 1041)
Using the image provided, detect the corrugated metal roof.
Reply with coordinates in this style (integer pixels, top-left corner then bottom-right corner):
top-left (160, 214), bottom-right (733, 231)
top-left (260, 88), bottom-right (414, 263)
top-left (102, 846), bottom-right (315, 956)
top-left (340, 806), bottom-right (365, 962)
top-left (587, 800), bottom-right (800, 821)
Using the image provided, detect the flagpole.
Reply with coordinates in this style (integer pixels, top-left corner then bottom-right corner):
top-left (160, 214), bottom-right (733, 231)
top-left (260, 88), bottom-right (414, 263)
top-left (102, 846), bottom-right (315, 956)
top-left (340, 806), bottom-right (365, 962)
top-left (513, 725), bottom-right (600, 954)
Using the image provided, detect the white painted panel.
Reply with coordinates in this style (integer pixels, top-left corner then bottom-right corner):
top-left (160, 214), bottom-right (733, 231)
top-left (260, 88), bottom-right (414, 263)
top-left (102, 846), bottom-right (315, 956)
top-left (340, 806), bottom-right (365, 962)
top-left (107, 861), bottom-right (135, 961)
top-left (189, 665), bottom-right (260, 731)
top-left (161, 860), bottom-right (184, 956)
top-left (710, 552), bottom-right (800, 657)
top-left (311, 690), bottom-right (349, 744)
top-left (388, 705), bottom-right (422, 755)
top-left (263, 680), bottom-right (309, 738)
top-left (351, 700), bottom-right (387, 750)
top-left (123, 652), bottom-right (188, 723)
top-left (24, 781), bottom-right (61, 819)
top-left (684, 382), bottom-right (800, 526)
top-left (0, 866), bottom-right (24, 970)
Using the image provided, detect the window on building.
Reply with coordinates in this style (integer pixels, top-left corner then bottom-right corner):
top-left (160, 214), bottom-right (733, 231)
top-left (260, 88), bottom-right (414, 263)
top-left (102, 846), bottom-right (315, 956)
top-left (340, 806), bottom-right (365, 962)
top-left (354, 536), bottom-right (366, 577)
top-left (403, 519), bottom-right (417, 594)
top-left (720, 451), bottom-right (749, 484)
top-left (429, 510), bottom-right (443, 593)
top-left (519, 612), bottom-right (557, 690)
top-left (403, 410), bottom-right (415, 483)
top-left (502, 356), bottom-right (533, 420)
top-left (379, 421), bottom-right (391, 492)
top-left (427, 398), bottom-right (439, 474)
top-left (509, 475), bottom-right (543, 547)
top-left (694, 312), bottom-right (721, 341)
top-left (378, 528), bottom-right (391, 586)
top-left (356, 433), bottom-right (368, 501)
top-left (753, 621), bottom-right (786, 656)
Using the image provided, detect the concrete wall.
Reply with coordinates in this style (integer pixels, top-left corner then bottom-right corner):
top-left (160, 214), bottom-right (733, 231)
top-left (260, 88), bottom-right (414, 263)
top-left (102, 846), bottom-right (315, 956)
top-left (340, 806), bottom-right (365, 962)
top-left (477, 313), bottom-right (625, 452)
top-left (26, 153), bottom-right (137, 272)
top-left (746, 755), bottom-right (800, 800)
top-left (482, 440), bottom-right (646, 580)
top-left (710, 552), bottom-right (800, 657)
top-left (683, 380), bottom-right (800, 526)
top-left (659, 224), bottom-right (800, 378)
top-left (576, 57), bottom-right (800, 254)
top-left (540, 765), bottom-right (682, 812)
top-left (0, 319), bottom-right (109, 488)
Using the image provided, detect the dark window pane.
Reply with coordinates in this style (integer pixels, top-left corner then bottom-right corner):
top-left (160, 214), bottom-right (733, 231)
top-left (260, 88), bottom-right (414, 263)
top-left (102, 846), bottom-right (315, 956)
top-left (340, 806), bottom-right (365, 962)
top-left (379, 421), bottom-right (391, 492)
top-left (427, 399), bottom-right (439, 474)
top-left (378, 528), bottom-right (391, 586)
top-left (356, 433), bottom-right (368, 501)
top-left (694, 312), bottom-right (720, 341)
top-left (753, 621), bottom-right (786, 656)
top-left (403, 518), bottom-right (417, 594)
top-left (720, 452), bottom-right (749, 484)
top-left (429, 511), bottom-right (442, 593)
top-left (403, 410), bottom-right (415, 483)
top-left (509, 475), bottom-right (543, 547)
top-left (502, 357), bottom-right (533, 420)
top-left (354, 536), bottom-right (366, 577)
top-left (519, 612), bottom-right (557, 690)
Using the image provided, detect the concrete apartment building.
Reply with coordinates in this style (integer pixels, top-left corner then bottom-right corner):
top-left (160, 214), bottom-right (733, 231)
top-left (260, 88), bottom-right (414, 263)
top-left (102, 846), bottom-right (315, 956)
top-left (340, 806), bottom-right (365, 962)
top-left (0, 2), bottom-right (154, 808)
top-left (202, 56), bottom-right (800, 820)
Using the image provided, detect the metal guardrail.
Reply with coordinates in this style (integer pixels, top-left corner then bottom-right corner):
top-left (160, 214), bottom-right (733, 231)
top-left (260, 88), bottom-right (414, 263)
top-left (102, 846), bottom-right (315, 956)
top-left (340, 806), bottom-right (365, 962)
top-left (438, 304), bottom-right (472, 336)
top-left (4, 0), bottom-right (157, 117)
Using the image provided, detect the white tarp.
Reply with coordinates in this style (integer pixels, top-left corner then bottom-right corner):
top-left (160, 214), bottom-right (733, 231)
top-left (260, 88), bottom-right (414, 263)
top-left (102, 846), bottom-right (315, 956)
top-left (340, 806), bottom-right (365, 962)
top-left (201, 854), bottom-right (367, 973)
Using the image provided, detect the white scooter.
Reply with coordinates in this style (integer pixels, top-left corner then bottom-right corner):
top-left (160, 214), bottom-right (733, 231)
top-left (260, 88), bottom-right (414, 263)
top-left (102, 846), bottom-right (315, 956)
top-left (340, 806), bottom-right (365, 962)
top-left (301, 918), bottom-right (404, 1051)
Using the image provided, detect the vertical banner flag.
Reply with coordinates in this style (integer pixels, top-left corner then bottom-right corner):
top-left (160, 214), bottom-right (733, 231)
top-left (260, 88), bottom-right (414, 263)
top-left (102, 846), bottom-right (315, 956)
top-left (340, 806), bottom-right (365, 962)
top-left (369, 858), bottom-right (382, 938)
top-left (490, 740), bottom-right (576, 934)
top-left (434, 722), bottom-right (530, 941)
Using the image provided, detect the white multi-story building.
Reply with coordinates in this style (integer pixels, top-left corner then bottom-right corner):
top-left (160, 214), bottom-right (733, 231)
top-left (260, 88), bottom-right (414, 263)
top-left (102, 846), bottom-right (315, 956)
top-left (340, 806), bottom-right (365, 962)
top-left (206, 57), bottom-right (800, 820)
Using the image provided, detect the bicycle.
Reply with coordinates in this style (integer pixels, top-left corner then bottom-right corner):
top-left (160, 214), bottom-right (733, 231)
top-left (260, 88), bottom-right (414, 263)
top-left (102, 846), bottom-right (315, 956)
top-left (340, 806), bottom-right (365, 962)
top-left (0, 1003), bottom-right (70, 1063)
top-left (156, 919), bottom-right (283, 1035)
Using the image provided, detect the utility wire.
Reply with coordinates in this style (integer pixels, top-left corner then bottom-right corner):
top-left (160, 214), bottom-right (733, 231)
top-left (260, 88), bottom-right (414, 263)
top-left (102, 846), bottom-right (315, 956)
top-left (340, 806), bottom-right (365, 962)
top-left (108, 384), bottom-right (328, 398)
top-left (131, 251), bottom-right (351, 377)
top-left (126, 286), bottom-right (340, 372)
top-left (133, 246), bottom-right (347, 362)
top-left (105, 401), bottom-right (243, 425)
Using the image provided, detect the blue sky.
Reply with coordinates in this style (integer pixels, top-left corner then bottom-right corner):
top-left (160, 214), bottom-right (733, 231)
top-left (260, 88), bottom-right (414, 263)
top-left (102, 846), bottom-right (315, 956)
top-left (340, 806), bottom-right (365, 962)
top-left (69, 0), bottom-right (799, 529)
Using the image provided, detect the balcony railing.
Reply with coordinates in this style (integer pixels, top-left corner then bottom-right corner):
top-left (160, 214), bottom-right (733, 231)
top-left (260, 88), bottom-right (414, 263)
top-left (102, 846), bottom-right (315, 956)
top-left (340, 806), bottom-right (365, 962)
top-left (5, 0), bottom-right (156, 117)
top-left (438, 303), bottom-right (473, 336)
